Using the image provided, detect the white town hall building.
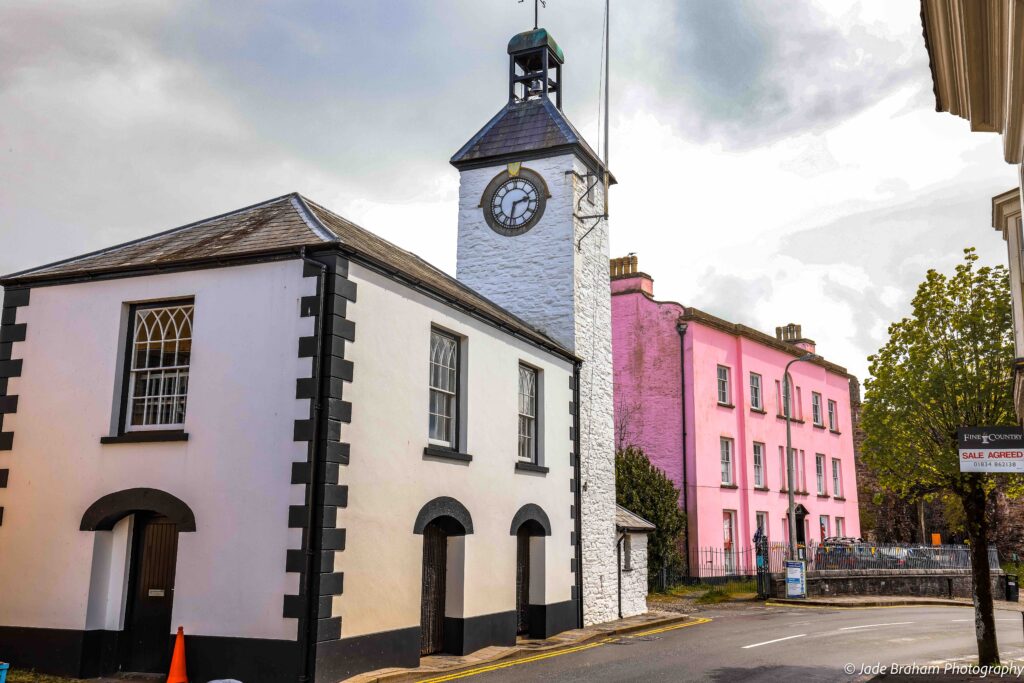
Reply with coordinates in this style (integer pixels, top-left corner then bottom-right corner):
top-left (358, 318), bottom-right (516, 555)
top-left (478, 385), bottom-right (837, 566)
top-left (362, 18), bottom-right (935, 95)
top-left (0, 28), bottom-right (648, 682)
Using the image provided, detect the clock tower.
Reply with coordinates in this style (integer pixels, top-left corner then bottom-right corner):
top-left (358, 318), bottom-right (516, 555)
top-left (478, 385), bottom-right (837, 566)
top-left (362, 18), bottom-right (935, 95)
top-left (451, 28), bottom-right (619, 626)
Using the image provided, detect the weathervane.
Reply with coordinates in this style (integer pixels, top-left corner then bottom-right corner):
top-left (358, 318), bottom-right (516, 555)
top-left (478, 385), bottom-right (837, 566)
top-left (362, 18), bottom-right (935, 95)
top-left (518, 0), bottom-right (547, 30)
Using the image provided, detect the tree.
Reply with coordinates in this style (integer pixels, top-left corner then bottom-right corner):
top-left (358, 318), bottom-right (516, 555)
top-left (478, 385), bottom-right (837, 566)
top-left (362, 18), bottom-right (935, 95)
top-left (615, 446), bottom-right (688, 586)
top-left (862, 248), bottom-right (1020, 665)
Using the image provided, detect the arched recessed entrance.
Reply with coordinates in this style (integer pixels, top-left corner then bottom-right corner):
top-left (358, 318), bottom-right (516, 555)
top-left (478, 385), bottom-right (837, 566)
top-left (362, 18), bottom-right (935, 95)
top-left (80, 488), bottom-right (195, 673)
top-left (510, 504), bottom-right (551, 637)
top-left (413, 497), bottom-right (473, 656)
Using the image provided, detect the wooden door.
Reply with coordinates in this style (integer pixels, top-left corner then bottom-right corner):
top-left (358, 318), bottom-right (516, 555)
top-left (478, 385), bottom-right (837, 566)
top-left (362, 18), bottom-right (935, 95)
top-left (420, 524), bottom-right (447, 655)
top-left (516, 530), bottom-right (531, 635)
top-left (125, 516), bottom-right (178, 672)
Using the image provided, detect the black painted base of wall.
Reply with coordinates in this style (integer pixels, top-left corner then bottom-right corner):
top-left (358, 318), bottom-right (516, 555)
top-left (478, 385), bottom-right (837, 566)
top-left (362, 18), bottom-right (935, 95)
top-left (315, 626), bottom-right (420, 683)
top-left (0, 626), bottom-right (299, 683)
top-left (527, 599), bottom-right (579, 639)
top-left (444, 611), bottom-right (517, 656)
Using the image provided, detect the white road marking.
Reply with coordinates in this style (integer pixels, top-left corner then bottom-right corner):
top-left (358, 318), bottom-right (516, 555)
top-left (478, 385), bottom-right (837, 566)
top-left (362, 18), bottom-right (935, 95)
top-left (742, 634), bottom-right (806, 649)
top-left (839, 621), bottom-right (914, 631)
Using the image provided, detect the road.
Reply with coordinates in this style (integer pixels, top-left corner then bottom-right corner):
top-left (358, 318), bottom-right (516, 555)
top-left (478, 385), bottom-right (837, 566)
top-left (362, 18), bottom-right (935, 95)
top-left (424, 605), bottom-right (1024, 682)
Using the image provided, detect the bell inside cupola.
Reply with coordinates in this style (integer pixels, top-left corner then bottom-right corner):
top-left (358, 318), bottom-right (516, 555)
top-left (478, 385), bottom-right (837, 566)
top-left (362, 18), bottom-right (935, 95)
top-left (507, 28), bottom-right (564, 108)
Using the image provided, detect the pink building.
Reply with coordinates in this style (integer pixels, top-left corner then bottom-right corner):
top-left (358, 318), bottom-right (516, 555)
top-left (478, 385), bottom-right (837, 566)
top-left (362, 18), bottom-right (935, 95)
top-left (610, 256), bottom-right (860, 572)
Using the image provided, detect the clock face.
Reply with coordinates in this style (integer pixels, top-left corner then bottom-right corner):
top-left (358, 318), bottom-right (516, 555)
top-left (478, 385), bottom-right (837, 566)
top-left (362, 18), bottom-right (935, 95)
top-left (482, 169), bottom-right (547, 236)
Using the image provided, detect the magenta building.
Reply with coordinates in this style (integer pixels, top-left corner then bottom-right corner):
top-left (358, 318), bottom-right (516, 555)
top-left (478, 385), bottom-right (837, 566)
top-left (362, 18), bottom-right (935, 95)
top-left (610, 257), bottom-right (860, 572)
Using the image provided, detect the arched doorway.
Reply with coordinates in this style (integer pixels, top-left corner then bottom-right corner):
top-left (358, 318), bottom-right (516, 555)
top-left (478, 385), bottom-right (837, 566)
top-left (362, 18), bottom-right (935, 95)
top-left (413, 497), bottom-right (473, 656)
top-left (80, 488), bottom-right (195, 673)
top-left (509, 504), bottom-right (551, 638)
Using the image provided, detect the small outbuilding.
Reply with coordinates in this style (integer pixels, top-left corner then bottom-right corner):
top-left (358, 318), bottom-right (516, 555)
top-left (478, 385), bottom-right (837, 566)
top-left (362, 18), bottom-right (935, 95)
top-left (615, 505), bottom-right (655, 618)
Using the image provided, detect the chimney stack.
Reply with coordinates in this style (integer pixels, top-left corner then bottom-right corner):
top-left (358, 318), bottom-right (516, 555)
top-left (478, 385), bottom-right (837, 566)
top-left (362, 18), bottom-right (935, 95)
top-left (776, 323), bottom-right (816, 354)
top-left (609, 255), bottom-right (654, 296)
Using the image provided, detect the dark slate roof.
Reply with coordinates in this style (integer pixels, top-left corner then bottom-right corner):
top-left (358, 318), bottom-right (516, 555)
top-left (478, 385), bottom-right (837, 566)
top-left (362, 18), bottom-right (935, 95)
top-left (450, 97), bottom-right (611, 179)
top-left (616, 505), bottom-right (656, 532)
top-left (2, 193), bottom-right (574, 359)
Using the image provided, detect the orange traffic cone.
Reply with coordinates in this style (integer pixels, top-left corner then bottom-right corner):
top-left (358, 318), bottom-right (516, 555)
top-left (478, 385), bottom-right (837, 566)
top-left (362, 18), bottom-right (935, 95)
top-left (167, 626), bottom-right (188, 683)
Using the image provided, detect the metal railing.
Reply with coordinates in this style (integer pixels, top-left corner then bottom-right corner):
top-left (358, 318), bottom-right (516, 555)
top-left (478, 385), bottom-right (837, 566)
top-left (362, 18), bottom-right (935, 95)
top-left (653, 542), bottom-right (1000, 592)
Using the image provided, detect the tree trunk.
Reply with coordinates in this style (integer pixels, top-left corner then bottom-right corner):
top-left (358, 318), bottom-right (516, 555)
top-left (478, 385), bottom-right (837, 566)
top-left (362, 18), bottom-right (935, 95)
top-left (918, 499), bottom-right (926, 544)
top-left (962, 474), bottom-right (999, 666)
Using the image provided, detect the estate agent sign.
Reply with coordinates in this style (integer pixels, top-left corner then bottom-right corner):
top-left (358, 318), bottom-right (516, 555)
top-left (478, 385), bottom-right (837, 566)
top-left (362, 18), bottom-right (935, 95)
top-left (958, 427), bottom-right (1024, 472)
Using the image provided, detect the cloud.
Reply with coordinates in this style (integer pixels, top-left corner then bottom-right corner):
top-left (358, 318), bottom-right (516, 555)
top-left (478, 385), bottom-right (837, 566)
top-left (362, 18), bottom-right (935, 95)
top-left (625, 0), bottom-right (927, 148)
top-left (693, 270), bottom-right (775, 324)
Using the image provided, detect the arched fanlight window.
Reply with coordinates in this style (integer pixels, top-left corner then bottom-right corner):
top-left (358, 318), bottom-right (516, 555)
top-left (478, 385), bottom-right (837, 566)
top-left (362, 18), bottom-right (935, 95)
top-left (128, 302), bottom-right (194, 429)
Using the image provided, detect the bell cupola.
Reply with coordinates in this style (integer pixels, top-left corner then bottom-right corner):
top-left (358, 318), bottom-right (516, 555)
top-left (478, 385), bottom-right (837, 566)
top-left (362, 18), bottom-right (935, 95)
top-left (507, 28), bottom-right (564, 108)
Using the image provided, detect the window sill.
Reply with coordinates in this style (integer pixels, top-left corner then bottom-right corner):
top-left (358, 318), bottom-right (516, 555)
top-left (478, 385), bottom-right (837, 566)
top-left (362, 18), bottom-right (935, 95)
top-left (515, 461), bottom-right (549, 475)
top-left (720, 483), bottom-right (738, 489)
top-left (829, 429), bottom-right (842, 435)
top-left (812, 423), bottom-right (826, 430)
top-left (777, 415), bottom-right (805, 424)
top-left (834, 496), bottom-right (846, 502)
top-left (753, 486), bottom-right (770, 492)
top-left (423, 446), bottom-right (473, 463)
top-left (750, 407), bottom-right (766, 414)
top-left (817, 494), bottom-right (830, 499)
top-left (101, 430), bottom-right (189, 444)
top-left (717, 402), bottom-right (735, 409)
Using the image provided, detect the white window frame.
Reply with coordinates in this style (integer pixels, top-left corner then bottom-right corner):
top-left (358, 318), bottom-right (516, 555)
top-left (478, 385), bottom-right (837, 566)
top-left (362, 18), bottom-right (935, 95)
top-left (428, 329), bottom-right (460, 449)
top-left (832, 458), bottom-right (843, 498)
top-left (816, 453), bottom-right (826, 495)
top-left (819, 515), bottom-right (830, 540)
top-left (811, 392), bottom-right (823, 426)
top-left (836, 517), bottom-right (845, 538)
top-left (720, 437), bottom-right (734, 485)
top-left (518, 363), bottom-right (539, 462)
top-left (723, 510), bottom-right (737, 575)
top-left (828, 399), bottom-right (838, 431)
top-left (749, 372), bottom-right (763, 410)
top-left (124, 301), bottom-right (194, 432)
top-left (717, 365), bottom-right (731, 405)
top-left (753, 442), bottom-right (765, 488)
top-left (756, 511), bottom-right (769, 540)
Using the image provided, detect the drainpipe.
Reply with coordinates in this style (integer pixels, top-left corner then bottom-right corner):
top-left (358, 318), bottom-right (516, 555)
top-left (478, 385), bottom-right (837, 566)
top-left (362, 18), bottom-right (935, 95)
top-left (298, 247), bottom-right (327, 683)
top-left (572, 360), bottom-right (584, 628)
top-left (675, 322), bottom-right (690, 576)
top-left (616, 532), bottom-right (625, 618)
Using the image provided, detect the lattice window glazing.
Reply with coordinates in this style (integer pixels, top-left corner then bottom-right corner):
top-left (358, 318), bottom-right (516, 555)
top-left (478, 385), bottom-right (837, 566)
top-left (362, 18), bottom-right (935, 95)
top-left (128, 304), bottom-right (194, 429)
top-left (518, 365), bottom-right (538, 461)
top-left (429, 330), bottom-right (458, 448)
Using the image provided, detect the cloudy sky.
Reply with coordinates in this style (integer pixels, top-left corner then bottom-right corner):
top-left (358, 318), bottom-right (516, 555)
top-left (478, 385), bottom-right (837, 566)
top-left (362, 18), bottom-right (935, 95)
top-left (0, 0), bottom-right (1018, 379)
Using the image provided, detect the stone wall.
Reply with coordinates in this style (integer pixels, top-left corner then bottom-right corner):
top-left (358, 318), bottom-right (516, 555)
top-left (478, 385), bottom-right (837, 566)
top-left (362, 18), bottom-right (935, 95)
top-left (770, 569), bottom-right (1008, 600)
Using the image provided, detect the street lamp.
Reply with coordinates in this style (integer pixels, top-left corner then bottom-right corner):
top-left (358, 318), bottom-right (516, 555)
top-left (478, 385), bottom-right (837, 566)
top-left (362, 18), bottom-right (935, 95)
top-left (785, 352), bottom-right (818, 561)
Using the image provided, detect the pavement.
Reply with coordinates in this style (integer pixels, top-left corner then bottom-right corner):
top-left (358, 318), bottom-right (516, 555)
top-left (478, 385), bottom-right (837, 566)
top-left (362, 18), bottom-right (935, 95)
top-left (399, 601), bottom-right (1024, 682)
top-left (343, 610), bottom-right (697, 683)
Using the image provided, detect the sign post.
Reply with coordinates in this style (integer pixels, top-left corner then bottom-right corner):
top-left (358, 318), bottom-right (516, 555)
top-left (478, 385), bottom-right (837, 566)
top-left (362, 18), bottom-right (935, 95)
top-left (957, 427), bottom-right (1024, 472)
top-left (784, 560), bottom-right (806, 599)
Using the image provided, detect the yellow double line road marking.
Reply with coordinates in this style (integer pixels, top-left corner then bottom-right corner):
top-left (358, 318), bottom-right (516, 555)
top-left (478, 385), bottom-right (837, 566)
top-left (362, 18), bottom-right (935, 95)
top-left (418, 617), bottom-right (712, 682)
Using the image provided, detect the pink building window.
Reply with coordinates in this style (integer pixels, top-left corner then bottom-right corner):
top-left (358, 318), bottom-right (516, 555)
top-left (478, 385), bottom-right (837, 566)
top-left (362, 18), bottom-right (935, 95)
top-left (756, 511), bottom-right (769, 541)
top-left (832, 458), bottom-right (843, 498)
top-left (812, 392), bottom-right (823, 426)
top-left (753, 442), bottom-right (765, 488)
top-left (815, 453), bottom-right (826, 495)
top-left (723, 511), bottom-right (737, 574)
top-left (820, 515), bottom-right (830, 540)
top-left (836, 517), bottom-right (846, 537)
top-left (749, 372), bottom-right (763, 411)
top-left (828, 399), bottom-right (839, 431)
top-left (721, 437), bottom-right (734, 485)
top-left (717, 365), bottom-right (732, 405)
